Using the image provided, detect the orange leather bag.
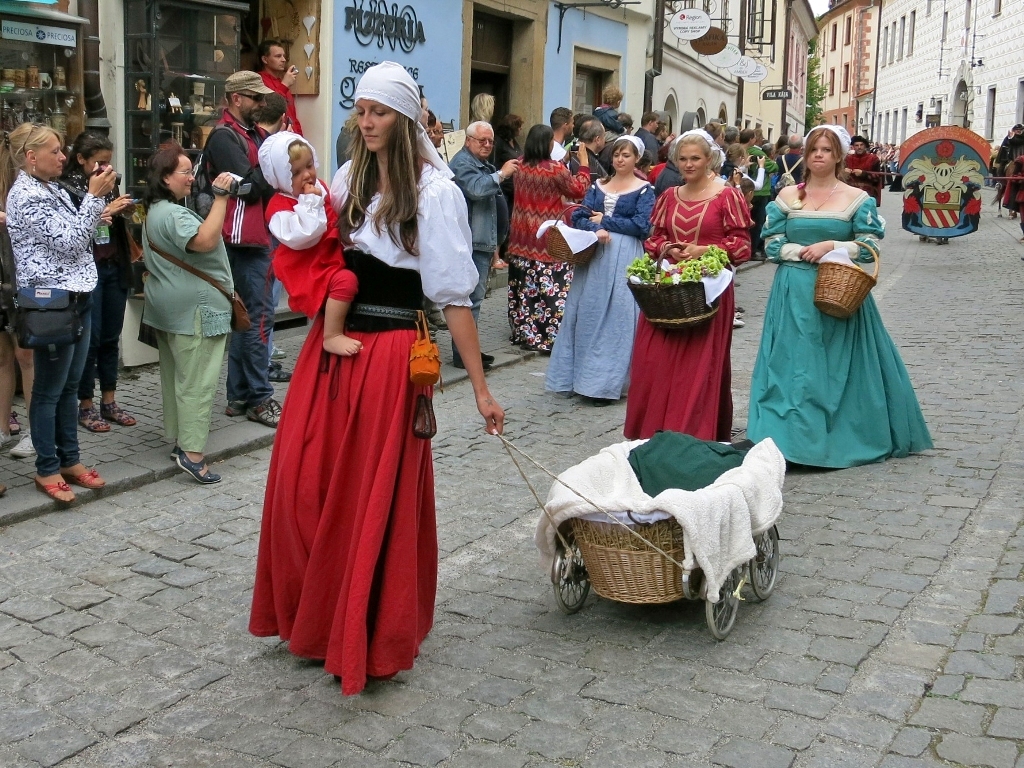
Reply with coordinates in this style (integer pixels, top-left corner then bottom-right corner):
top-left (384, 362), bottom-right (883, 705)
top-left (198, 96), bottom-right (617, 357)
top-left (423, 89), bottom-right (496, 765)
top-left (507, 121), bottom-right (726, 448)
top-left (409, 310), bottom-right (441, 387)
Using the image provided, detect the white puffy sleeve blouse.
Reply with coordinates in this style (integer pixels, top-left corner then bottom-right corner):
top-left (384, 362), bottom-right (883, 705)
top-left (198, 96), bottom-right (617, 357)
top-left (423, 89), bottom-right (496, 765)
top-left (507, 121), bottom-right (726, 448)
top-left (330, 162), bottom-right (477, 308)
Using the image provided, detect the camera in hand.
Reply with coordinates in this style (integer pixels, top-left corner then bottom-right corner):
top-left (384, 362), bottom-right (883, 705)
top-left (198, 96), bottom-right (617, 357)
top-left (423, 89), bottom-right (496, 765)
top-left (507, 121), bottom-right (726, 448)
top-left (94, 168), bottom-right (123, 185)
top-left (212, 172), bottom-right (252, 198)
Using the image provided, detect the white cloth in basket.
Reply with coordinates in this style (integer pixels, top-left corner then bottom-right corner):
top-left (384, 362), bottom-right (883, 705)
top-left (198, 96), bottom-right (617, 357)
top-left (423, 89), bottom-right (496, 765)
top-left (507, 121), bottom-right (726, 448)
top-left (536, 220), bottom-right (599, 255)
top-left (536, 438), bottom-right (786, 603)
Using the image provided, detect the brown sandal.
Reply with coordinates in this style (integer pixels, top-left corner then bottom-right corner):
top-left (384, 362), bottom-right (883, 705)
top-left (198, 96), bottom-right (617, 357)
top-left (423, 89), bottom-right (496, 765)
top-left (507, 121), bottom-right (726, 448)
top-left (78, 406), bottom-right (110, 433)
top-left (100, 401), bottom-right (137, 426)
top-left (35, 477), bottom-right (75, 505)
top-left (60, 467), bottom-right (106, 489)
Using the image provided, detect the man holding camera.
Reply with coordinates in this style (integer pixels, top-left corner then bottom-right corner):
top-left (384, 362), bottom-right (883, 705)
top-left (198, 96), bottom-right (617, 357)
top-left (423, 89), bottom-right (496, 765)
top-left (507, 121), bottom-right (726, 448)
top-left (206, 70), bottom-right (281, 428)
top-left (257, 39), bottom-right (303, 136)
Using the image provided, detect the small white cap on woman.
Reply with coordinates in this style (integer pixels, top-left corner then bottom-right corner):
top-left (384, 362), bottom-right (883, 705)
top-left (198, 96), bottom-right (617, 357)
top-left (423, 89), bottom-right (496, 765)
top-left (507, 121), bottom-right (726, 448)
top-left (612, 134), bottom-right (647, 158)
top-left (807, 124), bottom-right (851, 155)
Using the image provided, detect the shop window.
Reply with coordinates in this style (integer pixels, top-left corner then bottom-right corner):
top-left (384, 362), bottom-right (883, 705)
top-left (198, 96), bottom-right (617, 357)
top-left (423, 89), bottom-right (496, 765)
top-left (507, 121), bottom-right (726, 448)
top-left (0, 9), bottom-right (85, 141)
top-left (123, 0), bottom-right (245, 199)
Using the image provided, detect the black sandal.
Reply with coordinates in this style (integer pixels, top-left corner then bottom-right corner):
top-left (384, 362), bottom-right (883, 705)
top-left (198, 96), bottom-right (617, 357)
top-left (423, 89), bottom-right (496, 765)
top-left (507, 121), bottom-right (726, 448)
top-left (175, 452), bottom-right (221, 484)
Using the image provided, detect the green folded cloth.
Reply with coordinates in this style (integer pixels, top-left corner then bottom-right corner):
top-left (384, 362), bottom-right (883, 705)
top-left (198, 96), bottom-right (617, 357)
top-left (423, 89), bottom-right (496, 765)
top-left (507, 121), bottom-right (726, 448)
top-left (627, 431), bottom-right (748, 496)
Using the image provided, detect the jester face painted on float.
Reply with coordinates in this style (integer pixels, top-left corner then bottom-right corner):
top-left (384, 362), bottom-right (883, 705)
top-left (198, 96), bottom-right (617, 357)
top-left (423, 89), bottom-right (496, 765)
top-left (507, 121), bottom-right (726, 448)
top-left (899, 129), bottom-right (989, 239)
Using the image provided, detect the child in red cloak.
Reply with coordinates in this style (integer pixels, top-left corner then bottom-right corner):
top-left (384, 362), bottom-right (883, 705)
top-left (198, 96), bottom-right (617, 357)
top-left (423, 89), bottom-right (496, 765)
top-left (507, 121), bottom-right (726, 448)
top-left (259, 131), bottom-right (361, 355)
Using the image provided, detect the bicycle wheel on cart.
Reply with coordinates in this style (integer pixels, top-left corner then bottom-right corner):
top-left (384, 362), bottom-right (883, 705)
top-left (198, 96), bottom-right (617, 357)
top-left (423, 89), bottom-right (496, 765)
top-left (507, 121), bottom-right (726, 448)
top-left (705, 567), bottom-right (742, 640)
top-left (749, 525), bottom-right (780, 601)
top-left (551, 531), bottom-right (590, 614)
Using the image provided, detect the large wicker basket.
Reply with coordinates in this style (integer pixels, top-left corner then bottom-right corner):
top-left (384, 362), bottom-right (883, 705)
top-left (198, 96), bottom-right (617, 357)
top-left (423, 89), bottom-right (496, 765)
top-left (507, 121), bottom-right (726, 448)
top-left (813, 242), bottom-right (879, 319)
top-left (571, 517), bottom-right (685, 604)
top-left (627, 280), bottom-right (718, 329)
top-left (545, 205), bottom-right (598, 266)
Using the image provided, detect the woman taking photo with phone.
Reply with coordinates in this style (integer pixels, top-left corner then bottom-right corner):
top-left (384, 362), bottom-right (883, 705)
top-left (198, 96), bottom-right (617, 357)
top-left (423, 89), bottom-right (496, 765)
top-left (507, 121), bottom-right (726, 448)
top-left (1, 123), bottom-right (116, 504)
top-left (58, 132), bottom-right (138, 433)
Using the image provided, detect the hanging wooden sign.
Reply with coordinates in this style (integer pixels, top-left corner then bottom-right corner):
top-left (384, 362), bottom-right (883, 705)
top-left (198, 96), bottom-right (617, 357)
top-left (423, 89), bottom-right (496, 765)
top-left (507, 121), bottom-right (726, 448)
top-left (691, 27), bottom-right (728, 56)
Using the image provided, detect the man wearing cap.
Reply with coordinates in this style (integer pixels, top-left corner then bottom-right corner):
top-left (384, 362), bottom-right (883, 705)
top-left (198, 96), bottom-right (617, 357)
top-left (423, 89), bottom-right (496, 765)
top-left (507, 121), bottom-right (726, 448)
top-left (845, 135), bottom-right (882, 205)
top-left (256, 39), bottom-right (303, 136)
top-left (207, 70), bottom-right (282, 428)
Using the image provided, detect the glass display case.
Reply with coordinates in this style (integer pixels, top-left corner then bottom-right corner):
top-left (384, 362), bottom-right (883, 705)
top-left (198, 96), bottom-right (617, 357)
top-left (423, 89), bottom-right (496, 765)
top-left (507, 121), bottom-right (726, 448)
top-left (0, 8), bottom-right (86, 141)
top-left (123, 0), bottom-right (248, 199)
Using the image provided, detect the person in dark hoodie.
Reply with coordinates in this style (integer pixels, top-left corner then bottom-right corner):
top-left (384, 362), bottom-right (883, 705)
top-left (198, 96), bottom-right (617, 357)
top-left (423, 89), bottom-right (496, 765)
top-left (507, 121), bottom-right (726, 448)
top-left (593, 85), bottom-right (625, 136)
top-left (654, 135), bottom-right (683, 197)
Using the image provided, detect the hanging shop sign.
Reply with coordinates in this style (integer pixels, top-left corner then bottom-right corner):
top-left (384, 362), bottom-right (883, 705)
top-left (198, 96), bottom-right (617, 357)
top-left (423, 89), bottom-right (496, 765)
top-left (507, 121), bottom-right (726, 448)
top-left (761, 89), bottom-right (792, 100)
top-left (344, 0), bottom-right (426, 53)
top-left (1, 19), bottom-right (77, 47)
top-left (707, 43), bottom-right (741, 69)
top-left (743, 63), bottom-right (769, 83)
top-left (728, 56), bottom-right (757, 78)
top-left (668, 9), bottom-right (711, 41)
top-left (691, 27), bottom-right (727, 56)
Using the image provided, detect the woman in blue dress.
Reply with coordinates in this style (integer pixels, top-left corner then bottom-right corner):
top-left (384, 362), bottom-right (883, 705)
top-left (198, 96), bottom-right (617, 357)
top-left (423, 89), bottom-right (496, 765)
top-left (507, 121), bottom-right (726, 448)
top-left (546, 135), bottom-right (654, 406)
top-left (747, 125), bottom-right (932, 468)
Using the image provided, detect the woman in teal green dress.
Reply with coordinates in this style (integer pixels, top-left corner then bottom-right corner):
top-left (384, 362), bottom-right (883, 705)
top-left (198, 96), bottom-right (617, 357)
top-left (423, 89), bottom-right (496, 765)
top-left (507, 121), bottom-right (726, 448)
top-left (747, 125), bottom-right (931, 468)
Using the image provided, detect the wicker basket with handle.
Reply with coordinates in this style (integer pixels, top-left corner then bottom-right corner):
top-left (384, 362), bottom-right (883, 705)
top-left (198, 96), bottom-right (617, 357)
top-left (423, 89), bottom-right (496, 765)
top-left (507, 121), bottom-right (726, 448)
top-left (813, 241), bottom-right (880, 319)
top-left (545, 204), bottom-right (598, 265)
top-left (571, 517), bottom-right (685, 604)
top-left (627, 251), bottom-right (725, 330)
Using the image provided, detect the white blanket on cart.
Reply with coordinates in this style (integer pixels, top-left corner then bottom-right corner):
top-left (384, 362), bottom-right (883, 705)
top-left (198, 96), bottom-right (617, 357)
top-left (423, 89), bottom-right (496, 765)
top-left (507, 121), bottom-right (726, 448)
top-left (536, 438), bottom-right (786, 603)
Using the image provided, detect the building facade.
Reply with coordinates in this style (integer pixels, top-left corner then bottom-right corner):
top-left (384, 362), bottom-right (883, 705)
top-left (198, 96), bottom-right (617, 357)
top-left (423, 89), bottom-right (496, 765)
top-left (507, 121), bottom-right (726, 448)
top-left (816, 0), bottom-right (878, 136)
top-left (873, 0), bottom-right (1024, 147)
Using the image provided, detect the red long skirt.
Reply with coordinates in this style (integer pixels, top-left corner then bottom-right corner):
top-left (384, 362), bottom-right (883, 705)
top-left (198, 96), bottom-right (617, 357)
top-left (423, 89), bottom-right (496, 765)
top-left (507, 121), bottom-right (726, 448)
top-left (249, 314), bottom-right (436, 695)
top-left (623, 284), bottom-right (735, 442)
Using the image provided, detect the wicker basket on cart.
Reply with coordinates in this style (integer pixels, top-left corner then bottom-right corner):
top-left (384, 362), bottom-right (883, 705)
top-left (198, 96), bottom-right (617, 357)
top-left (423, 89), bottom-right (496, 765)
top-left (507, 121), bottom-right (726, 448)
top-left (813, 242), bottom-right (880, 319)
top-left (546, 204), bottom-right (598, 266)
top-left (627, 280), bottom-right (718, 329)
top-left (571, 517), bottom-right (685, 603)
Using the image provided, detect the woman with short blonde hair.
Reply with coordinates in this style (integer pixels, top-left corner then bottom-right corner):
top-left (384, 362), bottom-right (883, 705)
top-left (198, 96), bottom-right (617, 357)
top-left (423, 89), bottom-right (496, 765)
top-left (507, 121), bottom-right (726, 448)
top-left (2, 123), bottom-right (117, 504)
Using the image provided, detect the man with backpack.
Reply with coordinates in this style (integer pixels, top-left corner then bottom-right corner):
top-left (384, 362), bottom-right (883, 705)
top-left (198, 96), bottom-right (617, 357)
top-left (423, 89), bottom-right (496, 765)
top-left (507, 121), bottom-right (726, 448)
top-left (202, 71), bottom-right (282, 428)
top-left (776, 135), bottom-right (804, 193)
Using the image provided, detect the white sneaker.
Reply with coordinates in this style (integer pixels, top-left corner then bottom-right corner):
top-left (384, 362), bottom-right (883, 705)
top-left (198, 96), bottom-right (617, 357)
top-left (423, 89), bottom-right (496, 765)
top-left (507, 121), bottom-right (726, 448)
top-left (9, 432), bottom-right (35, 458)
top-left (733, 315), bottom-right (746, 328)
top-left (0, 431), bottom-right (10, 449)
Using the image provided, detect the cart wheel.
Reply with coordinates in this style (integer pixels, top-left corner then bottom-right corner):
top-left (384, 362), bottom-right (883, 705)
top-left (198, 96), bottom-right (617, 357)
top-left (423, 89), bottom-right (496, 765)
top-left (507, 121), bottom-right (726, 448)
top-left (748, 525), bottom-right (780, 601)
top-left (705, 567), bottom-right (741, 640)
top-left (552, 535), bottom-right (590, 614)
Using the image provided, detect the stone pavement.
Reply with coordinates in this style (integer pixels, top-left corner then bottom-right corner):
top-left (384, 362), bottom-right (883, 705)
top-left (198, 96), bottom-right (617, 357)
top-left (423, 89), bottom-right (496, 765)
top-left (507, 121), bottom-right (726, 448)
top-left (1, 191), bottom-right (1023, 767)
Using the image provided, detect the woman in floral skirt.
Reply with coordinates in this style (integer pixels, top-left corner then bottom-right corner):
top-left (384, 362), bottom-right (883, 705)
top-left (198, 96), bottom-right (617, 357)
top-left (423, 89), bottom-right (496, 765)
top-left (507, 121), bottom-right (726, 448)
top-left (506, 124), bottom-right (591, 351)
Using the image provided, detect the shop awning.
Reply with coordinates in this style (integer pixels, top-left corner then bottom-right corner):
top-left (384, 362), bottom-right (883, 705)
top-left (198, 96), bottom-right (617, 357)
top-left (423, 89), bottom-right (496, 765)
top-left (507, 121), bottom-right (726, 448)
top-left (0, 1), bottom-right (88, 24)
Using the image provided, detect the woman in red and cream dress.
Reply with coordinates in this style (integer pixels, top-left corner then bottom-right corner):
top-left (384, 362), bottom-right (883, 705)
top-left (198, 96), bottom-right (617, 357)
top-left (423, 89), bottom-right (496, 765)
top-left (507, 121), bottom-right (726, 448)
top-left (624, 130), bottom-right (752, 441)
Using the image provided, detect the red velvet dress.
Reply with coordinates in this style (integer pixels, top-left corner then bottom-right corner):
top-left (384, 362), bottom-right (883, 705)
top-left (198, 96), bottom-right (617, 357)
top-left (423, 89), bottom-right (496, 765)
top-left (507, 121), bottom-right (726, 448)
top-left (624, 186), bottom-right (752, 441)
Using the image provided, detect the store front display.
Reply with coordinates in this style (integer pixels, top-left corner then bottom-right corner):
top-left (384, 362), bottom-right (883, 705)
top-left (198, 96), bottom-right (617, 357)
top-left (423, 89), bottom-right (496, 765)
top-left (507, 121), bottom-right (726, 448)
top-left (0, 3), bottom-right (86, 141)
top-left (122, 0), bottom-right (247, 199)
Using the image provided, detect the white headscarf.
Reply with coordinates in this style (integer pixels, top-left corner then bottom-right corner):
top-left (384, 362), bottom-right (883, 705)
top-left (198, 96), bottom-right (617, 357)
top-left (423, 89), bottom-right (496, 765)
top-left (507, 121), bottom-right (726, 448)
top-left (612, 134), bottom-right (647, 158)
top-left (258, 131), bottom-right (318, 195)
top-left (352, 61), bottom-right (452, 178)
top-left (680, 128), bottom-right (726, 166)
top-left (807, 124), bottom-right (851, 155)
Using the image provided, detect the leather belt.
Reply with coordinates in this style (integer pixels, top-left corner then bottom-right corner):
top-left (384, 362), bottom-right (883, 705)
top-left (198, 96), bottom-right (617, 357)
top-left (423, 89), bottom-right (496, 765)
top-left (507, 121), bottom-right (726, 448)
top-left (351, 304), bottom-right (419, 322)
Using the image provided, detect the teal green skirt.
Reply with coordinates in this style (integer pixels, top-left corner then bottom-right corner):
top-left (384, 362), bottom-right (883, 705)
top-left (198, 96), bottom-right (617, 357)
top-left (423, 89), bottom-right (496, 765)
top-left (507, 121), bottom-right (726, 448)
top-left (747, 262), bottom-right (932, 468)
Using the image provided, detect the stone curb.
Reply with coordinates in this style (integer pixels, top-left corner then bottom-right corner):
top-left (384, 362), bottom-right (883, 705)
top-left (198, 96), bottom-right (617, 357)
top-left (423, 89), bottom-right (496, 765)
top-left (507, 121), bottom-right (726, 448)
top-left (0, 350), bottom-right (532, 530)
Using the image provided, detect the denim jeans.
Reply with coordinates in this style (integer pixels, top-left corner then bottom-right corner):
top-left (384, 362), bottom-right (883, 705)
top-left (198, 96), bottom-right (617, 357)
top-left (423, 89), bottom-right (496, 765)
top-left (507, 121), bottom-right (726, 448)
top-left (451, 249), bottom-right (492, 365)
top-left (31, 295), bottom-right (92, 476)
top-left (226, 245), bottom-right (274, 406)
top-left (78, 260), bottom-right (128, 401)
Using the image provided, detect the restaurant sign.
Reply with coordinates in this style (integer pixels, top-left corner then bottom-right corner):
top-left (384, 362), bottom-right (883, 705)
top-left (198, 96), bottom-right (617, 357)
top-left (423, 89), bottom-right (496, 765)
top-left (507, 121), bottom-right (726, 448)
top-left (344, 0), bottom-right (426, 53)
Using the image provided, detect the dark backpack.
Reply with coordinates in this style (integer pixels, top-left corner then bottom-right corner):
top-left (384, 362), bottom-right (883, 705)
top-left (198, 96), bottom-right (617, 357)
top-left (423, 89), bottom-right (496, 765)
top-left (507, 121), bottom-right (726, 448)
top-left (189, 126), bottom-right (247, 218)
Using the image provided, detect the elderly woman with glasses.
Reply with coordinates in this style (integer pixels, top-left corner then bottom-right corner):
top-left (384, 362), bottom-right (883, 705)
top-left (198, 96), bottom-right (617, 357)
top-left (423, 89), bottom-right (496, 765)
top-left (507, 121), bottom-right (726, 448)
top-left (139, 142), bottom-right (237, 484)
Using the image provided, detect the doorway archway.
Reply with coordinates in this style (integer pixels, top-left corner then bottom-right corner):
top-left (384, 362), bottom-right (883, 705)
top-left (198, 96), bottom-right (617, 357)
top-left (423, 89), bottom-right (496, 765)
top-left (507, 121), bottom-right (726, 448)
top-left (952, 80), bottom-right (970, 128)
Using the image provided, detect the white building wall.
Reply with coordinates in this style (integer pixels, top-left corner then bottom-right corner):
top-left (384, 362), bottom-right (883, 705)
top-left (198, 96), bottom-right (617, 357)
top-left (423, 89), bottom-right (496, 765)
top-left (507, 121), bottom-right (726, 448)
top-left (874, 0), bottom-right (1024, 148)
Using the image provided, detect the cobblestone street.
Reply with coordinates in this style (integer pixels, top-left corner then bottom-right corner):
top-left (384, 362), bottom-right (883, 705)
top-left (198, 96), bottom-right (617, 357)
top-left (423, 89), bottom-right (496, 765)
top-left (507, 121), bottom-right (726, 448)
top-left (1, 192), bottom-right (1023, 767)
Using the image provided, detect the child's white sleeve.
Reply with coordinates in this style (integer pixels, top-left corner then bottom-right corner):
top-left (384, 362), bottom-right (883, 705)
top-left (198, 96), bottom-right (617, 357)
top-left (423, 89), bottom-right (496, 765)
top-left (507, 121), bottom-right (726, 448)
top-left (268, 193), bottom-right (328, 250)
top-left (752, 167), bottom-right (765, 191)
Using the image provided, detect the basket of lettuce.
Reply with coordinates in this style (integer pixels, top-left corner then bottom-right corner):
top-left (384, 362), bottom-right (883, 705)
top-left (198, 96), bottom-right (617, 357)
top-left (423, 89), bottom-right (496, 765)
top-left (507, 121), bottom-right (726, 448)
top-left (626, 246), bottom-right (731, 329)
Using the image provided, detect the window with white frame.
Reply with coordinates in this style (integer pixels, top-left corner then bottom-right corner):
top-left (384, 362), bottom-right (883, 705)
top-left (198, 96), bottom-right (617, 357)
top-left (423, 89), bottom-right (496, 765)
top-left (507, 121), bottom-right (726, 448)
top-left (898, 16), bottom-right (905, 59)
top-left (908, 11), bottom-right (916, 56)
top-left (881, 27), bottom-right (889, 66)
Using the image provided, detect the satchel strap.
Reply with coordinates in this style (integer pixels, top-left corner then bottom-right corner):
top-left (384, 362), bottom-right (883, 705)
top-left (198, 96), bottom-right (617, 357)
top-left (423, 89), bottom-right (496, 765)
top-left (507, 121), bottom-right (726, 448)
top-left (144, 224), bottom-right (234, 305)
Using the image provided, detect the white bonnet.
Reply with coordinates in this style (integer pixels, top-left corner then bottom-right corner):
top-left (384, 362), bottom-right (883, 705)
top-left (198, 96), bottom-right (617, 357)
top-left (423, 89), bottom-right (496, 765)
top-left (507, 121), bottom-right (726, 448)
top-left (352, 61), bottom-right (451, 177)
top-left (679, 128), bottom-right (726, 166)
top-left (612, 134), bottom-right (647, 158)
top-left (807, 124), bottom-right (851, 155)
top-left (258, 131), bottom-right (318, 195)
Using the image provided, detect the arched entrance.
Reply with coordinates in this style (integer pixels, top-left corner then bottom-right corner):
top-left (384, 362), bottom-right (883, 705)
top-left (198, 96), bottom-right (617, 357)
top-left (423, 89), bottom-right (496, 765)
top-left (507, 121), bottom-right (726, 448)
top-left (663, 94), bottom-right (678, 134)
top-left (719, 103), bottom-right (729, 123)
top-left (952, 80), bottom-right (969, 128)
top-left (696, 107), bottom-right (707, 126)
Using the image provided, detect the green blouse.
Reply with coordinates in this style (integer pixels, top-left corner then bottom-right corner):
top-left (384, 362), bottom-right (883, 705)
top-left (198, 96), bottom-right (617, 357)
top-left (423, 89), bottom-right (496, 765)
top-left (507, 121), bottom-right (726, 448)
top-left (142, 200), bottom-right (233, 337)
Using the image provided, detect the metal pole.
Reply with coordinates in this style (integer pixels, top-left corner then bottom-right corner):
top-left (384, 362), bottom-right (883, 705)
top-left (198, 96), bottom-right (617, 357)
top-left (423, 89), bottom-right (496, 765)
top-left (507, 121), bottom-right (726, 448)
top-left (645, 0), bottom-right (667, 114)
top-left (736, 0), bottom-right (747, 125)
